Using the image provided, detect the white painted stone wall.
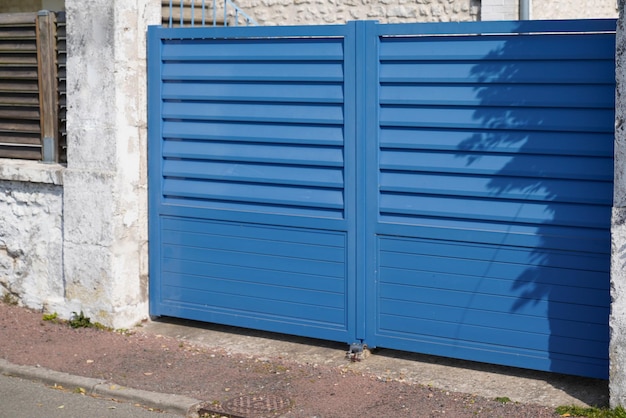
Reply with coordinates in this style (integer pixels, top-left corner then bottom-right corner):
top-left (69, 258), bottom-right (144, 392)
top-left (0, 0), bottom-right (159, 329)
top-left (0, 162), bottom-right (64, 310)
top-left (612, 0), bottom-right (626, 408)
top-left (235, 0), bottom-right (480, 25)
top-left (61, 0), bottom-right (160, 328)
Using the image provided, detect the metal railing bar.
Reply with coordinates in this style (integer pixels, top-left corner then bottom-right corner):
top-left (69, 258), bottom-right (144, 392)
top-left (165, 0), bottom-right (258, 28)
top-left (168, 0), bottom-right (173, 27)
top-left (213, 0), bottom-right (217, 27)
top-left (179, 0), bottom-right (183, 27)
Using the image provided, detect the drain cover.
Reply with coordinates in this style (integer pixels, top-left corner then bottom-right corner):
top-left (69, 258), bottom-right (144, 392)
top-left (222, 394), bottom-right (292, 416)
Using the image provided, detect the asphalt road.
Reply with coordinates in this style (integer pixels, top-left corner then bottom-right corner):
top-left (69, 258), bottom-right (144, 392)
top-left (0, 373), bottom-right (181, 418)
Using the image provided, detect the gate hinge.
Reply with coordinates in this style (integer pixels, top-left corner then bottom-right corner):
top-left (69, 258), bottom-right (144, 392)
top-left (346, 342), bottom-right (369, 362)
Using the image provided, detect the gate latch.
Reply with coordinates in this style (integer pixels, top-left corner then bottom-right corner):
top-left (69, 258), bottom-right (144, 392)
top-left (346, 343), bottom-right (368, 362)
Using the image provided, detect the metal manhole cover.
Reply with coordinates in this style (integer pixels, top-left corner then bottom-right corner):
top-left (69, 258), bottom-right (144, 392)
top-left (222, 394), bottom-right (292, 416)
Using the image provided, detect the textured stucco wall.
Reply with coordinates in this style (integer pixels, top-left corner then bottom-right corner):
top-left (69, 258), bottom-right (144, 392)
top-left (532, 0), bottom-right (618, 20)
top-left (0, 162), bottom-right (64, 311)
top-left (227, 0), bottom-right (618, 25)
top-left (481, 0), bottom-right (518, 21)
top-left (612, 0), bottom-right (626, 408)
top-left (234, 0), bottom-right (480, 25)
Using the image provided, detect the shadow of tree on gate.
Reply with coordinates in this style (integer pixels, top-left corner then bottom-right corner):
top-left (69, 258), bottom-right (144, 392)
top-left (454, 22), bottom-right (614, 379)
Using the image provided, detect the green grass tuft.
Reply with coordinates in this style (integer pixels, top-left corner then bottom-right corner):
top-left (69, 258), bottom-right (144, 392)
top-left (555, 405), bottom-right (626, 418)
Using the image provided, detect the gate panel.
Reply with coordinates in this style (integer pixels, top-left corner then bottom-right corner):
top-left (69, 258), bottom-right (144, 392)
top-left (149, 20), bottom-right (615, 379)
top-left (149, 25), bottom-right (358, 343)
top-left (367, 23), bottom-right (615, 379)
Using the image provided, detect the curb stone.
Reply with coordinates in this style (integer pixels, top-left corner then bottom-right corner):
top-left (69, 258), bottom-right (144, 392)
top-left (0, 358), bottom-right (201, 416)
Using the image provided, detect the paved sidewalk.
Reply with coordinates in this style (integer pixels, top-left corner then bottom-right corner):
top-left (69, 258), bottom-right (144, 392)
top-left (0, 373), bottom-right (181, 418)
top-left (0, 314), bottom-right (610, 417)
top-left (143, 317), bottom-right (609, 409)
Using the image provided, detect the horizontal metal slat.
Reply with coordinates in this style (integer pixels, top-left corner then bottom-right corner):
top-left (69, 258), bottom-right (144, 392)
top-left (380, 83), bottom-right (615, 109)
top-left (163, 120), bottom-right (344, 146)
top-left (163, 228), bottom-right (345, 263)
top-left (379, 171), bottom-right (613, 205)
top-left (163, 140), bottom-right (344, 167)
top-left (163, 178), bottom-right (344, 210)
top-left (378, 282), bottom-right (608, 325)
top-left (163, 243), bottom-right (344, 278)
top-left (161, 285), bottom-right (346, 326)
top-left (162, 38), bottom-right (344, 61)
top-left (376, 217), bottom-right (610, 254)
top-left (162, 81), bottom-right (344, 103)
top-left (163, 159), bottom-right (344, 188)
top-left (379, 61), bottom-right (614, 84)
top-left (379, 150), bottom-right (613, 181)
top-left (379, 105), bottom-right (615, 133)
top-left (162, 61), bottom-right (344, 82)
top-left (379, 128), bottom-right (614, 157)
top-left (379, 237), bottom-right (610, 276)
top-left (163, 262), bottom-right (344, 294)
top-left (379, 193), bottom-right (611, 229)
top-left (162, 216), bottom-right (346, 247)
top-left (379, 298), bottom-right (607, 342)
top-left (379, 33), bottom-right (616, 61)
top-left (378, 313), bottom-right (607, 359)
top-left (163, 100), bottom-right (344, 125)
top-left (163, 272), bottom-right (345, 308)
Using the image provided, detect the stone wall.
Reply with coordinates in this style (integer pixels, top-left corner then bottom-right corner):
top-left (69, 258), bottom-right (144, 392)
top-left (0, 162), bottom-right (63, 311)
top-left (235, 0), bottom-right (480, 25)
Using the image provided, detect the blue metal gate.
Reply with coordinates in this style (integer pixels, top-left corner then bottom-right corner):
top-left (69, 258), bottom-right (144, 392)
top-left (148, 19), bottom-right (615, 379)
